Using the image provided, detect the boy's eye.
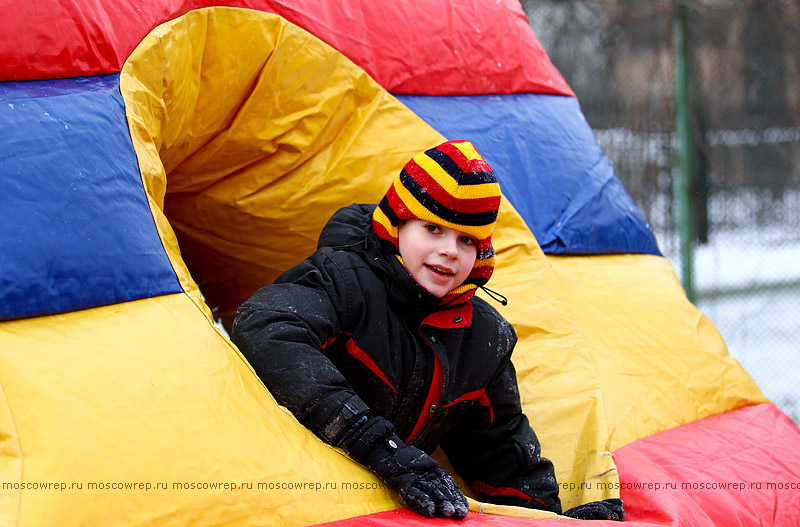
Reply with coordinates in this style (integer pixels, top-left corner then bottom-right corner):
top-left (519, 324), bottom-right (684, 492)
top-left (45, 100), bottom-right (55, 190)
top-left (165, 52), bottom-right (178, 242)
top-left (460, 236), bottom-right (476, 246)
top-left (425, 224), bottom-right (440, 234)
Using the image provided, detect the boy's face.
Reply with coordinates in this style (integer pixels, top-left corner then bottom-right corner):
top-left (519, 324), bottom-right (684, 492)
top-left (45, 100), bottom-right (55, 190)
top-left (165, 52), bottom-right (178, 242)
top-left (397, 219), bottom-right (478, 298)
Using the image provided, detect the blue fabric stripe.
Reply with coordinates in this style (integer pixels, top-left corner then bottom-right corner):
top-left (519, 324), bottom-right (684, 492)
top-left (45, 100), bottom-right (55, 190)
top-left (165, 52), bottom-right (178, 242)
top-left (396, 93), bottom-right (661, 256)
top-left (0, 75), bottom-right (182, 320)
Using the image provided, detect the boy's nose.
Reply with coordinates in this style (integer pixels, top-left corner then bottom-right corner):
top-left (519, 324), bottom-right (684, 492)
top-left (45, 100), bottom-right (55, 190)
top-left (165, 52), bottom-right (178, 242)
top-left (438, 233), bottom-right (459, 258)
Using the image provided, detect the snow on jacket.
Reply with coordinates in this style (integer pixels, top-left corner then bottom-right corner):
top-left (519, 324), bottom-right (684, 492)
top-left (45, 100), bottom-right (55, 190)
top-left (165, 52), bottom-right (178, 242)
top-left (231, 203), bottom-right (561, 510)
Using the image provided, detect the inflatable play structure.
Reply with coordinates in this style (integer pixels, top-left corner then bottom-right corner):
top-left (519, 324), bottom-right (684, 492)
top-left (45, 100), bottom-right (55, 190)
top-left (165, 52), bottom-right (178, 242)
top-left (1, 1), bottom-right (799, 525)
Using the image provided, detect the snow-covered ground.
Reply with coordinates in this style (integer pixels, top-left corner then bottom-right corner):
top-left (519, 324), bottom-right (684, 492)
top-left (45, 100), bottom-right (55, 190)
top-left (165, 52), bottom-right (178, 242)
top-left (659, 227), bottom-right (800, 423)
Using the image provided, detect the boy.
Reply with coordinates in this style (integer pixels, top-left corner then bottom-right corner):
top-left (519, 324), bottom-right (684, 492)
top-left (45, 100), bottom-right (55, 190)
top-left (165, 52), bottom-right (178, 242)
top-left (231, 140), bottom-right (624, 521)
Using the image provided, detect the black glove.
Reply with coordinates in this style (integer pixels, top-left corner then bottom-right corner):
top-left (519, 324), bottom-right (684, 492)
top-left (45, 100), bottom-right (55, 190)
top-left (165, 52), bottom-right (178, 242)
top-left (339, 416), bottom-right (468, 519)
top-left (563, 498), bottom-right (625, 521)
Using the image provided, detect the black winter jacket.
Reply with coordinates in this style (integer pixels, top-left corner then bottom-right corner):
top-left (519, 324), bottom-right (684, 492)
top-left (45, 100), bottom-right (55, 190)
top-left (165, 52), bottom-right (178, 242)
top-left (231, 204), bottom-right (561, 511)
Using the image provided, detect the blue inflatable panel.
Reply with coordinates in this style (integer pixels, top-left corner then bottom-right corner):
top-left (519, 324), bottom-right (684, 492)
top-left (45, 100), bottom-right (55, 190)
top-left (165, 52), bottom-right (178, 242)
top-left (0, 75), bottom-right (181, 320)
top-left (397, 93), bottom-right (661, 256)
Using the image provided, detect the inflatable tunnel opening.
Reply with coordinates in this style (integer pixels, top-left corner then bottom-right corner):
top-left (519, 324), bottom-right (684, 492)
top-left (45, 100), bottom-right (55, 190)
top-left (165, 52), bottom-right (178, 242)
top-left (117, 6), bottom-right (775, 520)
top-left (120, 7), bottom-right (445, 327)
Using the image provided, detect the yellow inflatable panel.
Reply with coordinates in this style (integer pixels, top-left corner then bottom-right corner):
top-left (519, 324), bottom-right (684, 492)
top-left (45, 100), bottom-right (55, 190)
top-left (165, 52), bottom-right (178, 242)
top-left (545, 254), bottom-right (765, 450)
top-left (0, 380), bottom-right (21, 527)
top-left (485, 206), bottom-right (619, 509)
top-left (120, 6), bottom-right (445, 325)
top-left (485, 212), bottom-right (766, 507)
top-left (0, 294), bottom-right (403, 526)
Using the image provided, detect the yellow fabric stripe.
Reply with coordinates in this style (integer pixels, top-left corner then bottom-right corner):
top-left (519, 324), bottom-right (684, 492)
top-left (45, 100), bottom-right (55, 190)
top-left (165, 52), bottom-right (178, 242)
top-left (451, 140), bottom-right (484, 161)
top-left (393, 179), bottom-right (494, 240)
top-left (372, 207), bottom-right (398, 241)
top-left (447, 282), bottom-right (477, 297)
top-left (413, 153), bottom-right (501, 200)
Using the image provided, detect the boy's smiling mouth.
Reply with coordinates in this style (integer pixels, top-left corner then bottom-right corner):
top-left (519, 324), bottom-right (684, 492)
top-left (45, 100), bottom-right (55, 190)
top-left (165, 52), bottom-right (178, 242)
top-left (426, 264), bottom-right (455, 277)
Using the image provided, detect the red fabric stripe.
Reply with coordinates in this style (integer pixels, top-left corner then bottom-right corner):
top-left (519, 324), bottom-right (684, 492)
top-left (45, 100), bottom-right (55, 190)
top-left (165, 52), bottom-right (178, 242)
top-left (404, 160), bottom-right (502, 215)
top-left (443, 388), bottom-right (486, 407)
top-left (320, 336), bottom-right (337, 350)
top-left (443, 387), bottom-right (494, 424)
top-left (614, 403), bottom-right (800, 527)
top-left (312, 507), bottom-right (637, 526)
top-left (371, 217), bottom-right (398, 248)
top-left (421, 302), bottom-right (473, 328)
top-left (473, 480), bottom-right (534, 502)
top-left (470, 264), bottom-right (494, 279)
top-left (321, 331), bottom-right (359, 350)
top-left (405, 332), bottom-right (443, 443)
top-left (384, 184), bottom-right (411, 220)
top-left (436, 140), bottom-right (494, 173)
top-left (2, 0), bottom-right (573, 96)
top-left (440, 287), bottom-right (477, 306)
top-left (344, 338), bottom-right (396, 393)
top-left (477, 238), bottom-right (493, 253)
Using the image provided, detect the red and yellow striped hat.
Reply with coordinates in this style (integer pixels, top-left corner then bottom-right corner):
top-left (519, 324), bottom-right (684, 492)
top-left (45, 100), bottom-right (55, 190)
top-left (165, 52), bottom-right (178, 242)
top-left (372, 139), bottom-right (501, 301)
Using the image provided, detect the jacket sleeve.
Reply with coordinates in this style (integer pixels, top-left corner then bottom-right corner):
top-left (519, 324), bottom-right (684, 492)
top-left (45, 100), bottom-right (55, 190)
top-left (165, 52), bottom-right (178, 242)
top-left (439, 324), bottom-right (563, 513)
top-left (230, 250), bottom-right (370, 445)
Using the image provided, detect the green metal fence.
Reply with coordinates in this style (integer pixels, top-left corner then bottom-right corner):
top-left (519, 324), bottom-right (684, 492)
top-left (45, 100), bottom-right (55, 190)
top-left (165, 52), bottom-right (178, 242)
top-left (522, 0), bottom-right (800, 423)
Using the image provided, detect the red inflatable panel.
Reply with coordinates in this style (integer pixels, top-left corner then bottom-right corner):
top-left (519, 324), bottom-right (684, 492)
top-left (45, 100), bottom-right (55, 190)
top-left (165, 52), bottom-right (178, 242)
top-left (615, 403), bottom-right (800, 526)
top-left (313, 507), bottom-right (661, 526)
top-left (0, 0), bottom-right (571, 96)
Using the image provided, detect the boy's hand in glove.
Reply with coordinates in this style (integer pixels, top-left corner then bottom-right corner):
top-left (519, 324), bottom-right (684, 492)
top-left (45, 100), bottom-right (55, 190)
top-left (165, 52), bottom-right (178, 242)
top-left (563, 498), bottom-right (625, 521)
top-left (340, 415), bottom-right (468, 520)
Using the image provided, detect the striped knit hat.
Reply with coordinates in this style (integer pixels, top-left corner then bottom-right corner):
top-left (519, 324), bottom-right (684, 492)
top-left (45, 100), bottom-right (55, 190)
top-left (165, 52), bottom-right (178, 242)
top-left (372, 139), bottom-right (501, 302)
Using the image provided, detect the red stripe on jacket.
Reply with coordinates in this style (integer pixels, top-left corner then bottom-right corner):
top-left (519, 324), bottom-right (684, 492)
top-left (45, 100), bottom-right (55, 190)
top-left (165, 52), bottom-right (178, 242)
top-left (443, 387), bottom-right (495, 424)
top-left (342, 336), bottom-right (396, 393)
top-left (405, 350), bottom-right (443, 443)
top-left (405, 306), bottom-right (474, 442)
top-left (474, 480), bottom-right (549, 508)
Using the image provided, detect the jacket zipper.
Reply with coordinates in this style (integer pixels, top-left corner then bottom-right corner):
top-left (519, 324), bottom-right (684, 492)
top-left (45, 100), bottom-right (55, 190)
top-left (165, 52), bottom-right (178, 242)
top-left (405, 325), bottom-right (444, 443)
